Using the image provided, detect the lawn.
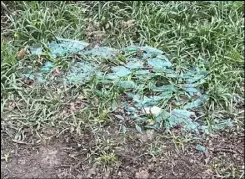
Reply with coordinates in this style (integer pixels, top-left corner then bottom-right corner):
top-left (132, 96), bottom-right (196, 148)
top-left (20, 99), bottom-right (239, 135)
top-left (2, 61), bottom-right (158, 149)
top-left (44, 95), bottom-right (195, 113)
top-left (1, 1), bottom-right (244, 178)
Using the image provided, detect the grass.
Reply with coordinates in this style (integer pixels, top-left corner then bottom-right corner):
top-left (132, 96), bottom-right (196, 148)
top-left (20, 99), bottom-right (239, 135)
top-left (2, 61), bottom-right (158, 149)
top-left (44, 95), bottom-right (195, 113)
top-left (95, 151), bottom-right (118, 166)
top-left (1, 1), bottom-right (244, 177)
top-left (1, 0), bottom-right (244, 135)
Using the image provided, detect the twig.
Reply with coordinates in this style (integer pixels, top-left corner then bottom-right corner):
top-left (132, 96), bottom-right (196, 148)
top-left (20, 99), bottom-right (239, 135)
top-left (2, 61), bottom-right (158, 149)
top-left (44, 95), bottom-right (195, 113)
top-left (12, 139), bottom-right (33, 145)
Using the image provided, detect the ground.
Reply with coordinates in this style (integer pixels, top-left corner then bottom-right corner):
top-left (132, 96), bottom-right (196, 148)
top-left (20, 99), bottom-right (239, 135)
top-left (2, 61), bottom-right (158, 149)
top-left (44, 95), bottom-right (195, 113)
top-left (1, 127), bottom-right (244, 178)
top-left (1, 1), bottom-right (244, 179)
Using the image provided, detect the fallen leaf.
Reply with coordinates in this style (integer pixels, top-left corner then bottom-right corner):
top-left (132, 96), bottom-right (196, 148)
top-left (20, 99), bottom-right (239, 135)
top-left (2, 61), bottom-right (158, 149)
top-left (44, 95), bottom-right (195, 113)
top-left (57, 88), bottom-right (62, 94)
top-left (17, 48), bottom-right (27, 59)
top-left (74, 101), bottom-right (85, 109)
top-left (52, 68), bottom-right (62, 77)
top-left (124, 19), bottom-right (136, 27)
top-left (105, 23), bottom-right (110, 29)
top-left (77, 95), bottom-right (84, 101)
top-left (104, 169), bottom-right (111, 179)
top-left (135, 169), bottom-right (149, 179)
top-left (76, 174), bottom-right (83, 179)
top-left (88, 163), bottom-right (97, 177)
top-left (23, 77), bottom-right (34, 86)
top-left (146, 130), bottom-right (154, 140)
top-left (44, 129), bottom-right (57, 135)
top-left (69, 102), bottom-right (76, 111)
top-left (68, 101), bottom-right (85, 112)
top-left (7, 101), bottom-right (16, 110)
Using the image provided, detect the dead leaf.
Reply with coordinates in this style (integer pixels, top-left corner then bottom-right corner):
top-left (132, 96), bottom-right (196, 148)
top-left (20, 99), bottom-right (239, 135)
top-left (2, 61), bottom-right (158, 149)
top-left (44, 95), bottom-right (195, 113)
top-left (52, 68), bottom-right (62, 77)
top-left (105, 23), bottom-right (110, 29)
top-left (124, 19), bottom-right (136, 27)
top-left (23, 76), bottom-right (34, 86)
top-left (104, 169), bottom-right (110, 179)
top-left (76, 174), bottom-right (83, 179)
top-left (44, 129), bottom-right (57, 135)
top-left (77, 95), bottom-right (84, 101)
top-left (17, 48), bottom-right (28, 59)
top-left (88, 168), bottom-right (96, 176)
top-left (74, 101), bottom-right (85, 109)
top-left (135, 169), bottom-right (149, 179)
top-left (68, 101), bottom-right (85, 113)
top-left (146, 130), bottom-right (154, 140)
top-left (7, 101), bottom-right (16, 110)
top-left (69, 102), bottom-right (76, 111)
top-left (87, 163), bottom-right (97, 177)
top-left (57, 88), bottom-right (62, 94)
top-left (147, 164), bottom-right (155, 171)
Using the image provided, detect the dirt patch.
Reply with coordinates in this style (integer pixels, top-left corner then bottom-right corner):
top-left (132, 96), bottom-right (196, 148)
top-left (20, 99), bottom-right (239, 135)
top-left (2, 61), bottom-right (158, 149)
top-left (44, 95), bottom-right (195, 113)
top-left (1, 125), bottom-right (244, 179)
top-left (1, 143), bottom-right (67, 178)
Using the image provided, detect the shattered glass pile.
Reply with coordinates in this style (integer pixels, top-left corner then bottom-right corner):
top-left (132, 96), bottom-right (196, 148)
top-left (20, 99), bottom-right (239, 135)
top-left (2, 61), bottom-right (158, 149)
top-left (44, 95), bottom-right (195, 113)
top-left (24, 38), bottom-right (233, 134)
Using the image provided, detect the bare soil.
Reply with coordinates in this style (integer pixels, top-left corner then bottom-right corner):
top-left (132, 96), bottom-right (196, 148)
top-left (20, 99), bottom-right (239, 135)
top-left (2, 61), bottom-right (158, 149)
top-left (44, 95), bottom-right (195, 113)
top-left (1, 125), bottom-right (244, 179)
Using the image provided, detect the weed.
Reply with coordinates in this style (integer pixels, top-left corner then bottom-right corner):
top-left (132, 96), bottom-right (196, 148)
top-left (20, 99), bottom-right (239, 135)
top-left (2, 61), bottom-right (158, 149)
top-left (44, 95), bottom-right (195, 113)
top-left (95, 151), bottom-right (117, 166)
top-left (171, 133), bottom-right (194, 153)
top-left (148, 143), bottom-right (163, 158)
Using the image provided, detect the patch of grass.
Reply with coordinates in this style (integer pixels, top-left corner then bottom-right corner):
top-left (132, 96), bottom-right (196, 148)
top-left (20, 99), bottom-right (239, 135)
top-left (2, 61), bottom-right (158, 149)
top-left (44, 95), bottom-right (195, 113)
top-left (95, 151), bottom-right (118, 166)
top-left (171, 134), bottom-right (193, 153)
top-left (92, 137), bottom-right (118, 166)
top-left (3, 2), bottom-right (89, 44)
top-left (147, 143), bottom-right (163, 158)
top-left (1, 1), bottom-right (244, 139)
